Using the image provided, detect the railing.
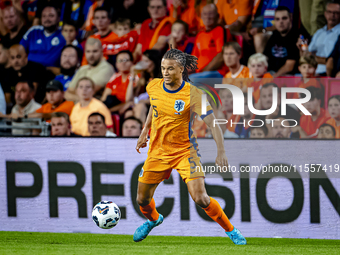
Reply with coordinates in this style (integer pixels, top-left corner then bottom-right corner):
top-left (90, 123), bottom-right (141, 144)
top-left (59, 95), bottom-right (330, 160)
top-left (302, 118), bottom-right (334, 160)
top-left (0, 118), bottom-right (50, 136)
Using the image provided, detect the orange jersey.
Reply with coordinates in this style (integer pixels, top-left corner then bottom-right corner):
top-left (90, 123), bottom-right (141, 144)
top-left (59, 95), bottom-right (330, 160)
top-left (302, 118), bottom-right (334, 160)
top-left (300, 108), bottom-right (330, 137)
top-left (138, 17), bottom-right (172, 53)
top-left (216, 0), bottom-right (253, 25)
top-left (247, 73), bottom-right (274, 103)
top-left (169, 0), bottom-right (203, 34)
top-left (192, 26), bottom-right (226, 72)
top-left (36, 101), bottom-right (74, 122)
top-left (224, 65), bottom-right (250, 90)
top-left (326, 118), bottom-right (340, 138)
top-left (106, 73), bottom-right (138, 103)
top-left (292, 78), bottom-right (322, 99)
top-left (225, 65), bottom-right (250, 78)
top-left (146, 78), bottom-right (212, 159)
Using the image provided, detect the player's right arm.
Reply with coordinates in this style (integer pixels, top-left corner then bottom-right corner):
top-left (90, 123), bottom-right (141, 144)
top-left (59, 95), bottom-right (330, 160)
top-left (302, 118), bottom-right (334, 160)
top-left (136, 105), bottom-right (152, 153)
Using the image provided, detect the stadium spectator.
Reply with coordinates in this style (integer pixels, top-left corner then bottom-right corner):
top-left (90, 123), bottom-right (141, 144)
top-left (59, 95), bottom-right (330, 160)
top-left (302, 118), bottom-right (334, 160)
top-left (247, 53), bottom-right (273, 104)
top-left (325, 30), bottom-right (340, 77)
top-left (293, 55), bottom-right (322, 98)
top-left (216, 0), bottom-right (253, 33)
top-left (65, 38), bottom-right (115, 101)
top-left (292, 86), bottom-right (330, 138)
top-left (153, 20), bottom-right (194, 54)
top-left (84, 12), bottom-right (138, 66)
top-left (114, 18), bottom-right (130, 37)
top-left (299, 0), bottom-right (327, 35)
top-left (84, 0), bottom-right (116, 32)
top-left (317, 123), bottom-right (336, 139)
top-left (122, 116), bottom-right (142, 137)
top-left (20, 5), bottom-right (67, 71)
top-left (55, 45), bottom-right (81, 91)
top-left (33, 0), bottom-right (64, 26)
top-left (249, 125), bottom-right (268, 138)
top-left (28, 80), bottom-right (74, 121)
top-left (190, 4), bottom-right (231, 81)
top-left (129, 50), bottom-right (161, 124)
top-left (263, 7), bottom-right (299, 77)
top-left (82, 7), bottom-right (118, 65)
top-left (101, 50), bottom-right (137, 114)
top-left (1, 5), bottom-right (27, 47)
top-left (217, 88), bottom-right (239, 137)
top-left (271, 116), bottom-right (292, 139)
top-left (299, 1), bottom-right (340, 76)
top-left (61, 21), bottom-right (83, 50)
top-left (169, 0), bottom-right (203, 35)
top-left (5, 81), bottom-right (41, 136)
top-left (234, 93), bottom-right (254, 138)
top-left (50, 111), bottom-right (79, 136)
top-left (70, 77), bottom-right (113, 136)
top-left (107, 18), bottom-right (139, 63)
top-left (256, 83), bottom-right (300, 127)
top-left (133, 0), bottom-right (172, 61)
top-left (222, 42), bottom-right (250, 90)
top-left (115, 0), bottom-right (149, 27)
top-left (60, 0), bottom-right (93, 29)
top-left (325, 95), bottom-right (340, 138)
top-left (3, 44), bottom-right (54, 105)
top-left (88, 112), bottom-right (117, 137)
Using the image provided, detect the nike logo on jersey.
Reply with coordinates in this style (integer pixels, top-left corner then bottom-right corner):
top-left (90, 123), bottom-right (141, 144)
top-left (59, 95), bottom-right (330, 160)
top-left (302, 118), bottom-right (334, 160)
top-left (151, 98), bottom-right (158, 100)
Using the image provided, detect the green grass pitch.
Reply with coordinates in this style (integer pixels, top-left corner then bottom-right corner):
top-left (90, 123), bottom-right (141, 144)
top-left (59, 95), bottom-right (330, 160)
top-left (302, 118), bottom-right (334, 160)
top-left (1, 231), bottom-right (340, 255)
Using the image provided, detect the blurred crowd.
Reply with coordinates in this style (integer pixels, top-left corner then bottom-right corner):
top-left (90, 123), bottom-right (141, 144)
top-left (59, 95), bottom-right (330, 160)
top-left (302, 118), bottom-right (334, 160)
top-left (0, 0), bottom-right (339, 139)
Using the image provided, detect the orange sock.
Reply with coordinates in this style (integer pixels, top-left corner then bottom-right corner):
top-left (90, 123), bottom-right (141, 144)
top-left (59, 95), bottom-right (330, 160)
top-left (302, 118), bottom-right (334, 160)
top-left (203, 197), bottom-right (234, 232)
top-left (140, 198), bottom-right (159, 221)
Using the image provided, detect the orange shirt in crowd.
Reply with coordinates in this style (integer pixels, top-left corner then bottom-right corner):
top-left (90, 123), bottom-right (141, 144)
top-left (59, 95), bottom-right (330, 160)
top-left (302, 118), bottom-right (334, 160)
top-left (36, 101), bottom-right (74, 122)
top-left (248, 73), bottom-right (274, 103)
top-left (225, 65), bottom-right (250, 78)
top-left (106, 73), bottom-right (138, 103)
top-left (326, 118), bottom-right (340, 138)
top-left (292, 78), bottom-right (322, 99)
top-left (224, 65), bottom-right (250, 90)
top-left (169, 0), bottom-right (203, 34)
top-left (85, 1), bottom-right (99, 31)
top-left (192, 26), bottom-right (227, 72)
top-left (82, 31), bottom-right (139, 65)
top-left (216, 0), bottom-right (253, 25)
top-left (138, 17), bottom-right (172, 53)
top-left (70, 98), bottom-right (113, 136)
top-left (300, 108), bottom-right (330, 137)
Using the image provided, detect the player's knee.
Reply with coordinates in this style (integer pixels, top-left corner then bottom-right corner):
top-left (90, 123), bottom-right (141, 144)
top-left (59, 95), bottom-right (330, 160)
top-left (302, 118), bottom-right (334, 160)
top-left (136, 195), bottom-right (151, 206)
top-left (192, 194), bottom-right (210, 208)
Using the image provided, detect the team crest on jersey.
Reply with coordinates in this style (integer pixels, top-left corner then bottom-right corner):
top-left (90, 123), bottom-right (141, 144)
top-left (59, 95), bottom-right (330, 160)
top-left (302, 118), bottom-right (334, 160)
top-left (51, 37), bottom-right (60, 46)
top-left (174, 100), bottom-right (185, 112)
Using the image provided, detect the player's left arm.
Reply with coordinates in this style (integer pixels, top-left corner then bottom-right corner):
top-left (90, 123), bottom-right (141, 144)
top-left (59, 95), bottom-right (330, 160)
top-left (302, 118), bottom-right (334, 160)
top-left (203, 113), bottom-right (229, 167)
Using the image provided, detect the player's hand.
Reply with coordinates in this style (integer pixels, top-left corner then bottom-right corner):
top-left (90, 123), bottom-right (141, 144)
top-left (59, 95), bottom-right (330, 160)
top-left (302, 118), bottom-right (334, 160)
top-left (215, 153), bottom-right (229, 167)
top-left (136, 131), bottom-right (149, 153)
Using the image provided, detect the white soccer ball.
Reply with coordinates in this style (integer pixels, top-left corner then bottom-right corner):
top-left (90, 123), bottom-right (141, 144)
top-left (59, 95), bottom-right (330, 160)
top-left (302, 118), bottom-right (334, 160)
top-left (92, 201), bottom-right (121, 229)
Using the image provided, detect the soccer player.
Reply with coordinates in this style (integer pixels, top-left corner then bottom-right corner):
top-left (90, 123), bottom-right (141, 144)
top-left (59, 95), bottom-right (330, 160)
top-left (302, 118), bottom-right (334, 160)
top-left (133, 48), bottom-right (247, 245)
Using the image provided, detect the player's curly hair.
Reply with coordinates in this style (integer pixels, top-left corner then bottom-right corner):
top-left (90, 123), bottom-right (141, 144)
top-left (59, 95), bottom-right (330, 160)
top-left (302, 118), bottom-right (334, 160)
top-left (162, 47), bottom-right (198, 82)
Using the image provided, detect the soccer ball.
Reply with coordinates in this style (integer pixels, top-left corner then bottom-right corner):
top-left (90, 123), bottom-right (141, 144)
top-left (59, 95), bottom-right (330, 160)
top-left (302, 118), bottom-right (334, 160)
top-left (92, 201), bottom-right (121, 229)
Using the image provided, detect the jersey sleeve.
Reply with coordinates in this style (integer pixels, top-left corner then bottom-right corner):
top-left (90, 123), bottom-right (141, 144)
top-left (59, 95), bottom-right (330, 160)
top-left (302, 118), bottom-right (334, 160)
top-left (191, 86), bottom-right (213, 119)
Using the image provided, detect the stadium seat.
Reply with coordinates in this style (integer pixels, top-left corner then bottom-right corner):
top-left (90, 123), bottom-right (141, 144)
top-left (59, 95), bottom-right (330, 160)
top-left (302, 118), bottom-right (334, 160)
top-left (112, 114), bottom-right (120, 136)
